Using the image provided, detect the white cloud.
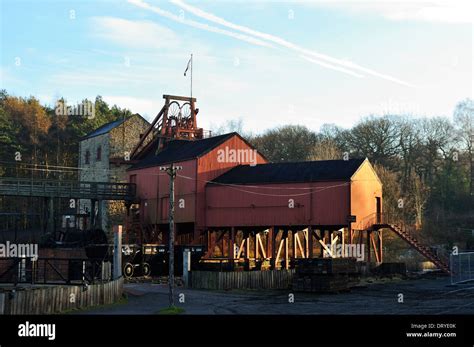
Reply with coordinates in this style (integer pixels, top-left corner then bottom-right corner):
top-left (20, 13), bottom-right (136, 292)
top-left (90, 16), bottom-right (179, 49)
top-left (103, 95), bottom-right (163, 120)
top-left (309, 0), bottom-right (473, 24)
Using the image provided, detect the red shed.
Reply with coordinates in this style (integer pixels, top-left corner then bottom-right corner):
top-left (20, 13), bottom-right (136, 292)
top-left (206, 158), bottom-right (382, 229)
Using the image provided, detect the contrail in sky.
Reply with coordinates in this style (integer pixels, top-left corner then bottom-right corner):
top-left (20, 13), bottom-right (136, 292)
top-left (171, 0), bottom-right (415, 86)
top-left (128, 0), bottom-right (273, 48)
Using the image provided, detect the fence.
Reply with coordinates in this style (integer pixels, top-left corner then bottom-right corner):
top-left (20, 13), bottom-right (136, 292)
top-left (451, 252), bottom-right (474, 284)
top-left (190, 270), bottom-right (295, 290)
top-left (0, 258), bottom-right (111, 285)
top-left (0, 277), bottom-right (123, 314)
top-left (0, 177), bottom-right (136, 201)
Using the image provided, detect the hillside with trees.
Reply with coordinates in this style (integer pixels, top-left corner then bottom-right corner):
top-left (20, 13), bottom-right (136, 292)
top-left (0, 90), bottom-right (472, 253)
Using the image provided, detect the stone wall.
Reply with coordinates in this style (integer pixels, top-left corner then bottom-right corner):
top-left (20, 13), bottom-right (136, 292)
top-left (109, 114), bottom-right (150, 161)
top-left (78, 133), bottom-right (109, 231)
top-left (78, 115), bottom-right (149, 236)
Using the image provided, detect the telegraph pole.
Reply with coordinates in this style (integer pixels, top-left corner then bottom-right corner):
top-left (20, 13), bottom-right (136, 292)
top-left (160, 163), bottom-right (182, 307)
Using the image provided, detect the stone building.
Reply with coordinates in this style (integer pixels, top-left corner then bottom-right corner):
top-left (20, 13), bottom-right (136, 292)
top-left (78, 114), bottom-right (150, 235)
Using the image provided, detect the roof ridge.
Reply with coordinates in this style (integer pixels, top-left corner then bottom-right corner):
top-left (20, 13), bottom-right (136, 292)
top-left (82, 116), bottom-right (129, 140)
top-left (210, 158), bottom-right (367, 185)
top-left (128, 132), bottom-right (241, 170)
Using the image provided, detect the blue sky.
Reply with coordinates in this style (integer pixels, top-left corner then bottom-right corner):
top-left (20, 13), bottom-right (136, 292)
top-left (1, 0), bottom-right (472, 133)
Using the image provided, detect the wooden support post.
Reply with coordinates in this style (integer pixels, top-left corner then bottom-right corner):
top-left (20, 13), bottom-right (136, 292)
top-left (295, 232), bottom-right (305, 258)
top-left (256, 233), bottom-right (266, 259)
top-left (255, 231), bottom-right (259, 259)
top-left (253, 231), bottom-right (259, 260)
top-left (246, 231), bottom-right (250, 259)
top-left (271, 227), bottom-right (277, 269)
top-left (237, 237), bottom-right (246, 259)
top-left (308, 227), bottom-right (314, 258)
top-left (379, 230), bottom-right (383, 263)
top-left (314, 230), bottom-right (333, 257)
top-left (329, 230), bottom-right (337, 258)
top-left (367, 230), bottom-right (371, 263)
top-left (304, 229), bottom-right (309, 258)
top-left (330, 231), bottom-right (334, 256)
top-left (229, 227), bottom-right (235, 265)
top-left (211, 230), bottom-right (225, 257)
top-left (222, 230), bottom-right (226, 258)
top-left (371, 232), bottom-right (380, 263)
top-left (341, 229), bottom-right (345, 257)
top-left (275, 234), bottom-right (284, 269)
top-left (268, 228), bottom-right (274, 261)
top-left (208, 230), bottom-right (213, 258)
top-left (319, 230), bottom-right (325, 257)
top-left (293, 231), bottom-right (297, 258)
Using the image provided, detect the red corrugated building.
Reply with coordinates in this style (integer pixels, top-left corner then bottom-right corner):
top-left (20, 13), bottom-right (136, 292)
top-left (127, 132), bottom-right (267, 244)
top-left (125, 95), bottom-right (384, 268)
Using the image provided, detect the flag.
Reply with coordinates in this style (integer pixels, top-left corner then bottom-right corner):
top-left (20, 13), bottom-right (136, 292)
top-left (184, 56), bottom-right (192, 76)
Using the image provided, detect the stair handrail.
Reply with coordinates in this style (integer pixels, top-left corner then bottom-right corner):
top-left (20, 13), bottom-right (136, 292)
top-left (356, 213), bottom-right (450, 271)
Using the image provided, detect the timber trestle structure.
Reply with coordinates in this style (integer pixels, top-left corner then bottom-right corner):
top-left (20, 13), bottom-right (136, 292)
top-left (204, 213), bottom-right (451, 274)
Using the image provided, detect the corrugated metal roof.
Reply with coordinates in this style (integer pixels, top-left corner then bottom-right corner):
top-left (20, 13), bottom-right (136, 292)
top-left (83, 118), bottom-right (127, 139)
top-left (129, 132), bottom-right (237, 170)
top-left (209, 158), bottom-right (366, 185)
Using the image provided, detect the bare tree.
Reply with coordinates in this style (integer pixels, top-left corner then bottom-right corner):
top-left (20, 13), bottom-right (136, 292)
top-left (308, 138), bottom-right (342, 160)
top-left (453, 98), bottom-right (474, 193)
top-left (344, 115), bottom-right (402, 167)
top-left (251, 125), bottom-right (318, 162)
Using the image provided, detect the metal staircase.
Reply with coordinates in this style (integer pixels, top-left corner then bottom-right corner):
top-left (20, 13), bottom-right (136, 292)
top-left (358, 213), bottom-right (451, 274)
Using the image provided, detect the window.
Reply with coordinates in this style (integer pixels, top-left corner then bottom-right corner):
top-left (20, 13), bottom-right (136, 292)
top-left (85, 150), bottom-right (90, 165)
top-left (96, 146), bottom-right (102, 161)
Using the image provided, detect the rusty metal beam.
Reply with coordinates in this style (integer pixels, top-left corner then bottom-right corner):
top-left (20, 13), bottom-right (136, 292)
top-left (130, 105), bottom-right (166, 158)
top-left (163, 94), bottom-right (196, 102)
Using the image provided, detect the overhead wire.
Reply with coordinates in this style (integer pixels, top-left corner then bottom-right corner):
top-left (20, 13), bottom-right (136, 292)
top-left (0, 159), bottom-right (377, 197)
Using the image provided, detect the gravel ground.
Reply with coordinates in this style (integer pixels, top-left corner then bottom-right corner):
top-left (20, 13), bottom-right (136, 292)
top-left (74, 276), bottom-right (474, 315)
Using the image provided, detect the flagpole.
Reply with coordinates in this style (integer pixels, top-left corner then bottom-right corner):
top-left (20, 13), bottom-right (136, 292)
top-left (190, 53), bottom-right (193, 99)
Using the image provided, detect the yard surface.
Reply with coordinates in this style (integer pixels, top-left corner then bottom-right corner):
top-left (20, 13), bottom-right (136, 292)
top-left (74, 276), bottom-right (474, 315)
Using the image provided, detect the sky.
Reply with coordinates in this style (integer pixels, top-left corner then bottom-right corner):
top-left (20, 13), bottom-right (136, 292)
top-left (0, 0), bottom-right (473, 133)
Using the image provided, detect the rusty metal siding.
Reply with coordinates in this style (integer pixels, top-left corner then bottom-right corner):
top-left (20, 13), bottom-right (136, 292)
top-left (205, 181), bottom-right (350, 228)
